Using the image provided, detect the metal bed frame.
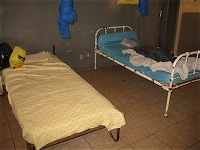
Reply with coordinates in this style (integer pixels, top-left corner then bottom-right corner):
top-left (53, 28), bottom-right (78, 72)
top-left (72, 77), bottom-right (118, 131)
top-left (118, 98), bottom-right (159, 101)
top-left (26, 126), bottom-right (120, 150)
top-left (94, 25), bottom-right (200, 117)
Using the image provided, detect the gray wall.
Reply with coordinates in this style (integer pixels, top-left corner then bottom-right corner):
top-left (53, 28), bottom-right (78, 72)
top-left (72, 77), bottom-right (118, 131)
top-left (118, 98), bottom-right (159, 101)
top-left (1, 0), bottom-right (163, 71)
top-left (138, 1), bottom-right (163, 46)
top-left (0, 2), bottom-right (2, 42)
top-left (177, 13), bottom-right (200, 54)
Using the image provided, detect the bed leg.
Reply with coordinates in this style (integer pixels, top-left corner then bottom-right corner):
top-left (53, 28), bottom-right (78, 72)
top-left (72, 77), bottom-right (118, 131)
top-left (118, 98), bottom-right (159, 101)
top-left (94, 51), bottom-right (97, 70)
top-left (109, 128), bottom-right (120, 142)
top-left (164, 90), bottom-right (172, 117)
top-left (26, 142), bottom-right (36, 150)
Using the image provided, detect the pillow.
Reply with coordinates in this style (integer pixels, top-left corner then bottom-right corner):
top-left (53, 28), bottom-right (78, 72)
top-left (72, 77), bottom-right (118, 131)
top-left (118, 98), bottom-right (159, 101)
top-left (25, 51), bottom-right (51, 63)
top-left (98, 31), bottom-right (139, 49)
top-left (9, 46), bottom-right (26, 69)
top-left (121, 38), bottom-right (139, 48)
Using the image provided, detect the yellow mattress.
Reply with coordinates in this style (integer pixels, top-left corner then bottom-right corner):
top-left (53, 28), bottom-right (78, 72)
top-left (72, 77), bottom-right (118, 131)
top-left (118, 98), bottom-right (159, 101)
top-left (3, 52), bottom-right (125, 150)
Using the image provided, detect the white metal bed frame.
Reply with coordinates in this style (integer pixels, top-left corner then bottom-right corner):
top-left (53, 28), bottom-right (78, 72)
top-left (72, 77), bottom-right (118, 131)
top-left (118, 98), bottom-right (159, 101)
top-left (94, 25), bottom-right (200, 117)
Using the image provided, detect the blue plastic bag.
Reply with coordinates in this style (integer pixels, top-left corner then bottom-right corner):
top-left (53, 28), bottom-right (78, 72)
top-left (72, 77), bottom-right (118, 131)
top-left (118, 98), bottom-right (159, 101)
top-left (58, 0), bottom-right (77, 39)
top-left (139, 0), bottom-right (149, 17)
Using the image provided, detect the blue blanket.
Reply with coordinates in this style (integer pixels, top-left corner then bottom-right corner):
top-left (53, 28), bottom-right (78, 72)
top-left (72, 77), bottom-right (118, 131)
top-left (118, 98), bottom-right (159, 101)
top-left (58, 0), bottom-right (77, 39)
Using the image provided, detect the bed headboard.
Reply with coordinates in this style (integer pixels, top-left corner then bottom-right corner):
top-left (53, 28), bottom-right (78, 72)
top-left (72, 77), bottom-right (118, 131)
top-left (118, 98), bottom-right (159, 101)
top-left (94, 25), bottom-right (133, 50)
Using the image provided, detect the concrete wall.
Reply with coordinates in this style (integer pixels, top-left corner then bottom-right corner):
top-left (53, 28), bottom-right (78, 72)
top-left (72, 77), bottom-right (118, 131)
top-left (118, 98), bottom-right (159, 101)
top-left (0, 2), bottom-right (2, 42)
top-left (138, 1), bottom-right (163, 46)
top-left (177, 13), bottom-right (200, 54)
top-left (1, 0), bottom-right (163, 71)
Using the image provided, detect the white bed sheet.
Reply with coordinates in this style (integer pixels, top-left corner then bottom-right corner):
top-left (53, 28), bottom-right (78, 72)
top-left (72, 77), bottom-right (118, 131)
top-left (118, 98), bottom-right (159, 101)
top-left (122, 49), bottom-right (200, 80)
top-left (3, 52), bottom-right (125, 149)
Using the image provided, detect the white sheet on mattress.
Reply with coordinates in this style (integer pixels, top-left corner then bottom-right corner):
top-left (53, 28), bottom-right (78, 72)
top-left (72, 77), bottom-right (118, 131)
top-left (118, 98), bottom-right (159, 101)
top-left (24, 51), bottom-right (52, 63)
top-left (122, 49), bottom-right (200, 80)
top-left (3, 52), bottom-right (125, 149)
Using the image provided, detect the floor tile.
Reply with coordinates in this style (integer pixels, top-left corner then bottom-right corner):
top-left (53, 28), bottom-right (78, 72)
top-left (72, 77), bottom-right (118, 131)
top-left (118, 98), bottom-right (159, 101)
top-left (138, 94), bottom-right (166, 111)
top-left (115, 106), bottom-right (133, 123)
top-left (124, 86), bottom-right (152, 100)
top-left (191, 95), bottom-right (199, 107)
top-left (135, 112), bottom-right (174, 133)
top-left (130, 135), bottom-right (171, 150)
top-left (175, 83), bottom-right (198, 98)
top-left (119, 120), bottom-right (152, 145)
top-left (54, 137), bottom-right (92, 150)
top-left (2, 94), bottom-right (12, 112)
top-left (119, 77), bottom-right (148, 91)
top-left (95, 82), bottom-right (123, 96)
top-left (0, 106), bottom-right (7, 123)
top-left (185, 141), bottom-right (200, 150)
top-left (161, 89), bottom-right (185, 104)
top-left (119, 101), bottom-right (153, 119)
top-left (0, 122), bottom-right (12, 142)
top-left (103, 70), bottom-right (132, 82)
top-left (176, 115), bottom-right (200, 140)
top-left (97, 66), bottom-right (134, 82)
top-left (43, 146), bottom-right (55, 150)
top-left (188, 95), bottom-right (199, 105)
top-left (172, 99), bottom-right (199, 116)
top-left (78, 69), bottom-right (111, 86)
top-left (120, 146), bottom-right (133, 150)
top-left (9, 120), bottom-right (22, 138)
top-left (147, 85), bottom-right (167, 96)
top-left (0, 139), bottom-right (15, 150)
top-left (186, 82), bottom-right (199, 93)
top-left (155, 125), bottom-right (198, 150)
top-left (0, 99), bottom-right (3, 107)
top-left (105, 91), bottom-right (134, 107)
top-left (6, 110), bottom-right (17, 122)
top-left (155, 105), bottom-right (191, 124)
top-left (84, 128), bottom-right (127, 150)
top-left (13, 137), bottom-right (27, 150)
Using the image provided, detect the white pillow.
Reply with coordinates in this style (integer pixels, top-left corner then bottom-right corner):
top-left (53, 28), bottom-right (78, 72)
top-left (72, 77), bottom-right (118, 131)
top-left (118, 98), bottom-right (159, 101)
top-left (121, 38), bottom-right (139, 48)
top-left (25, 51), bottom-right (51, 63)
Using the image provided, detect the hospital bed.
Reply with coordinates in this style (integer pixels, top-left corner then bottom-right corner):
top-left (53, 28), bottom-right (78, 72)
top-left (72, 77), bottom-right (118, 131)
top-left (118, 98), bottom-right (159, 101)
top-left (94, 25), bottom-right (200, 117)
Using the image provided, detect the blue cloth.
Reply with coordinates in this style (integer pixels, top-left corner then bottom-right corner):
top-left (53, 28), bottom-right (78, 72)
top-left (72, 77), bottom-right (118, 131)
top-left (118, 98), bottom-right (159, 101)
top-left (139, 0), bottom-right (149, 17)
top-left (58, 0), bottom-right (77, 39)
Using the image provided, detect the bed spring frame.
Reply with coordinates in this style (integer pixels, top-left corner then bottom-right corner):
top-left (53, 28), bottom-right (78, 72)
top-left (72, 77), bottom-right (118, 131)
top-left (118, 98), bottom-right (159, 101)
top-left (94, 25), bottom-right (200, 117)
top-left (26, 126), bottom-right (120, 149)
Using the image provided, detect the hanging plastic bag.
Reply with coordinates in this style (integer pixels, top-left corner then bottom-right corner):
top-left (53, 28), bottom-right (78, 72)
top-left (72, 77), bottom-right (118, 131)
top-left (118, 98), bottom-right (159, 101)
top-left (9, 46), bottom-right (26, 69)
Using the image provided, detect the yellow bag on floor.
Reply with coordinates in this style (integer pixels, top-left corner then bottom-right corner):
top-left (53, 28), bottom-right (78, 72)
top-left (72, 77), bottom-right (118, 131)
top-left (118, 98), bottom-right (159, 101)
top-left (9, 46), bottom-right (26, 69)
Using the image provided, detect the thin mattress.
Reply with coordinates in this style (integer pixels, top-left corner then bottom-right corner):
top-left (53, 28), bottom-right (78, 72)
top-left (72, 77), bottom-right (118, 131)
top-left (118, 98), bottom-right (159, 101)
top-left (98, 42), bottom-right (200, 84)
top-left (3, 52), bottom-right (125, 149)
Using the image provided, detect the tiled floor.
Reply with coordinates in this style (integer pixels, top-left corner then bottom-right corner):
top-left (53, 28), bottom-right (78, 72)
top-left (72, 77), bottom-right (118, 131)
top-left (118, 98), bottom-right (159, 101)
top-left (0, 65), bottom-right (199, 150)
